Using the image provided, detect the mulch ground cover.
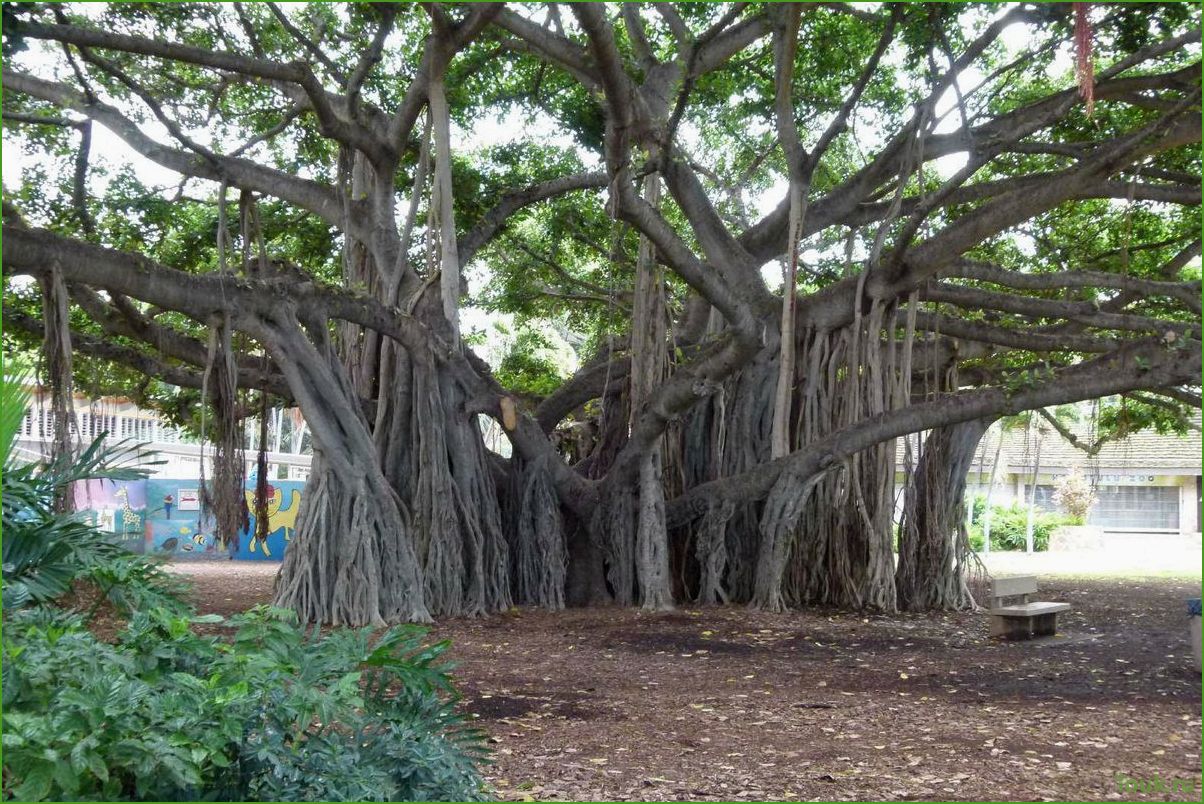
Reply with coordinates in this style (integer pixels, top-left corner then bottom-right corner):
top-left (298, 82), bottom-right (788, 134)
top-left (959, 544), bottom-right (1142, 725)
top-left (175, 562), bottom-right (1202, 802)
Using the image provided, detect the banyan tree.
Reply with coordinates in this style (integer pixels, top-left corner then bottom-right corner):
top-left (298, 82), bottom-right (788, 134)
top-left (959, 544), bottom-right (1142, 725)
top-left (3, 2), bottom-right (1200, 624)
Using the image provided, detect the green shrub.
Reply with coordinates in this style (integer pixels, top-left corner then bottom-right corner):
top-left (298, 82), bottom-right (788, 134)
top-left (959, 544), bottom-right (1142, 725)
top-left (1, 371), bottom-right (185, 616)
top-left (1, 372), bottom-right (488, 802)
top-left (2, 606), bottom-right (488, 802)
top-left (969, 494), bottom-right (988, 526)
top-left (969, 502), bottom-right (1066, 552)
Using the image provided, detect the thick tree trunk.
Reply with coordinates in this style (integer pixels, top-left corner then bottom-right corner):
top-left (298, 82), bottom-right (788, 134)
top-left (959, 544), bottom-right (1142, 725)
top-left (264, 312), bottom-right (429, 625)
top-left (895, 418), bottom-right (991, 611)
top-left (564, 520), bottom-right (611, 606)
top-left (276, 451), bottom-right (429, 624)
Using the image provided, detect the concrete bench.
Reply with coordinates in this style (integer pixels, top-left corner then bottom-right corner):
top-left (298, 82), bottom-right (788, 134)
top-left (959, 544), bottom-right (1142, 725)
top-left (988, 576), bottom-right (1071, 640)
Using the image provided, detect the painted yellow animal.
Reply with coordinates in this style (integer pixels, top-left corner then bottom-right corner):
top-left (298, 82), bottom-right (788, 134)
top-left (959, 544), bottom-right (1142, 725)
top-left (244, 485), bottom-right (302, 557)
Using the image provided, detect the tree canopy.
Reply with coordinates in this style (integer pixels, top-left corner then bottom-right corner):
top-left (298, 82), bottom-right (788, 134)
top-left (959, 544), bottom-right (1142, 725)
top-left (3, 2), bottom-right (1200, 625)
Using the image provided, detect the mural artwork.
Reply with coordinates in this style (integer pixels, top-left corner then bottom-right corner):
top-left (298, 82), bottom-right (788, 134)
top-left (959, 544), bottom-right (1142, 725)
top-left (132, 477), bottom-right (306, 561)
top-left (243, 483), bottom-right (302, 558)
top-left (72, 478), bottom-right (147, 552)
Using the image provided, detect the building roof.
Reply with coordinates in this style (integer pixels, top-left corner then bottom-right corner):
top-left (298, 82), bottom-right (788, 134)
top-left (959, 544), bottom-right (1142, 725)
top-left (896, 414), bottom-right (1202, 474)
top-left (979, 414), bottom-right (1203, 473)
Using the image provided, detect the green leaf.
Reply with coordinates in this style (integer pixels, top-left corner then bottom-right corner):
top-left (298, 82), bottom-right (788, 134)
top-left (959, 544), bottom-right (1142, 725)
top-left (12, 764), bottom-right (53, 802)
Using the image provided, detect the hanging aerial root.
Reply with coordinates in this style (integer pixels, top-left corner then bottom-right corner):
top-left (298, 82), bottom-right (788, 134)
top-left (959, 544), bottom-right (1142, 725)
top-left (253, 388), bottom-right (271, 552)
top-left (896, 419), bottom-right (989, 611)
top-left (275, 455), bottom-right (430, 626)
top-left (635, 443), bottom-right (673, 610)
top-left (200, 313), bottom-right (248, 552)
top-left (752, 467), bottom-right (832, 613)
top-left (400, 357), bottom-right (512, 618)
top-left (589, 485), bottom-right (636, 606)
top-left (39, 264), bottom-right (77, 503)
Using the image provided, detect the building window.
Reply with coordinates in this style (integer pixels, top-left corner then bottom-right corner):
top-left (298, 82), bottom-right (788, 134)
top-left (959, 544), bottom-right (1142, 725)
top-left (1031, 482), bottom-right (1180, 531)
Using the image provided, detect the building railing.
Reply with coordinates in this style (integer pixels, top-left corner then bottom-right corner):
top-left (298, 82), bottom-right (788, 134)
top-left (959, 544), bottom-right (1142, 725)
top-left (20, 408), bottom-right (194, 446)
top-left (16, 401), bottom-right (312, 483)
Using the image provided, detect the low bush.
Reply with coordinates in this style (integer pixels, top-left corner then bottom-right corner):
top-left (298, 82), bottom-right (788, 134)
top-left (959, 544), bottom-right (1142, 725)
top-left (1052, 471), bottom-right (1096, 525)
top-left (2, 606), bottom-right (488, 802)
top-left (1, 372), bottom-right (488, 802)
top-left (968, 500), bottom-right (1067, 552)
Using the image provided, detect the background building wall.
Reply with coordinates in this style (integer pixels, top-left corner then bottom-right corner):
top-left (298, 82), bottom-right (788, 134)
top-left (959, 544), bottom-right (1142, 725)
top-left (73, 476), bottom-right (304, 561)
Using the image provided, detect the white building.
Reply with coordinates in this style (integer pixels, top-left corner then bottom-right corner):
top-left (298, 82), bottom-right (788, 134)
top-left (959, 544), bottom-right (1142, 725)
top-left (964, 421), bottom-right (1202, 537)
top-left (15, 390), bottom-right (312, 481)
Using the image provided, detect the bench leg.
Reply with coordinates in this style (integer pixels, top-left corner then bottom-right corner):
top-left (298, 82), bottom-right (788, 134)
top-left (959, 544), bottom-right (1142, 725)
top-left (1032, 612), bottom-right (1058, 637)
top-left (990, 615), bottom-right (1034, 640)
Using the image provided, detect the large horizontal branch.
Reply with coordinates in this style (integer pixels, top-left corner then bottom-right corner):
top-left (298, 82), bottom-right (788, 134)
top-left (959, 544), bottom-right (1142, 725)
top-left (1151, 387), bottom-right (1203, 409)
top-left (921, 282), bottom-right (1200, 336)
top-left (667, 337), bottom-right (1200, 524)
top-left (492, 9), bottom-right (601, 89)
top-left (3, 69), bottom-right (349, 233)
top-left (911, 312), bottom-right (1122, 353)
top-left (890, 108), bottom-right (1201, 286)
top-left (0, 110), bottom-right (86, 128)
top-left (739, 59), bottom-right (1201, 263)
top-left (2, 224), bottom-right (446, 367)
top-left (535, 352), bottom-right (631, 433)
top-left (949, 256), bottom-right (1202, 313)
top-left (4, 308), bottom-right (289, 399)
top-left (18, 20), bottom-right (312, 85)
top-left (841, 174), bottom-right (1201, 240)
top-left (69, 285), bottom-right (294, 394)
top-left (690, 12), bottom-right (773, 78)
top-left (14, 19), bottom-right (391, 164)
top-left (3, 224), bottom-right (595, 514)
top-left (785, 109), bottom-right (1199, 338)
top-left (457, 171), bottom-right (609, 266)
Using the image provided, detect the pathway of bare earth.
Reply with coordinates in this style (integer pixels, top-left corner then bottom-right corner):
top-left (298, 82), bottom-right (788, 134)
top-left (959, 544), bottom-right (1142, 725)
top-left (172, 558), bottom-right (1202, 802)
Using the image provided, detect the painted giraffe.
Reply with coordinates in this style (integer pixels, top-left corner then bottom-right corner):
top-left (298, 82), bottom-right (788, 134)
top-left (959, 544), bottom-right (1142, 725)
top-left (113, 487), bottom-right (141, 534)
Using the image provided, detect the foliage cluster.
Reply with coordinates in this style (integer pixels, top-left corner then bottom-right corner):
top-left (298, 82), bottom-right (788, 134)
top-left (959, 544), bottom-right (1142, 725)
top-left (2, 607), bottom-right (488, 802)
top-left (968, 498), bottom-right (1067, 552)
top-left (1, 376), bottom-right (488, 802)
top-left (1051, 472), bottom-right (1097, 526)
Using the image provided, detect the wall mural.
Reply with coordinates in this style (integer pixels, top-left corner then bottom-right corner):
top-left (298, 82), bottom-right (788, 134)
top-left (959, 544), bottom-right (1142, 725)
top-left (74, 477), bottom-right (306, 561)
top-left (243, 483), bottom-right (302, 558)
top-left (73, 479), bottom-right (147, 553)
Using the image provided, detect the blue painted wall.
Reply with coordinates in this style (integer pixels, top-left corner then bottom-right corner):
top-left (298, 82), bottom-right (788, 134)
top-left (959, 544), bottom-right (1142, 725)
top-left (76, 477), bottom-right (305, 561)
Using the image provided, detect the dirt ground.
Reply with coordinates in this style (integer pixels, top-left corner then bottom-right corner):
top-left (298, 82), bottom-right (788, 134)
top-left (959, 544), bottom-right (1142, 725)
top-left (171, 562), bottom-right (1202, 802)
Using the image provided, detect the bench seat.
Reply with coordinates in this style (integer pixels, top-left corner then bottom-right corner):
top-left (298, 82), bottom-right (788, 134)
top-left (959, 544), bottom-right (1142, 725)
top-left (989, 601), bottom-right (1071, 640)
top-left (986, 576), bottom-right (1073, 640)
top-left (990, 602), bottom-right (1071, 617)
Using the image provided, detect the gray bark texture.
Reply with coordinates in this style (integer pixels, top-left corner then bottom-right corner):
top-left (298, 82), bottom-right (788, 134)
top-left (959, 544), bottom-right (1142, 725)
top-left (896, 418), bottom-right (992, 612)
top-left (2, 5), bottom-right (1199, 625)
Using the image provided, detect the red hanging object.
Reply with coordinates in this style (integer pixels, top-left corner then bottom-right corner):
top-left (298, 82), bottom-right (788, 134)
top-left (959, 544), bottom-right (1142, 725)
top-left (1074, 2), bottom-right (1095, 117)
